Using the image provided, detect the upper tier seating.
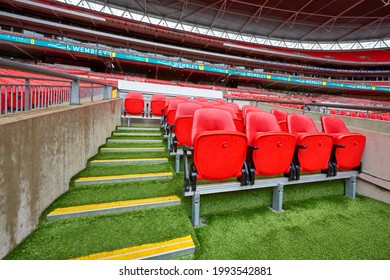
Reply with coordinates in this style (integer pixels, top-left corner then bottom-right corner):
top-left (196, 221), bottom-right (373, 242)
top-left (183, 108), bottom-right (248, 191)
top-left (287, 114), bottom-right (334, 179)
top-left (150, 94), bottom-right (166, 117)
top-left (124, 91), bottom-right (144, 116)
top-left (246, 112), bottom-right (296, 180)
top-left (321, 116), bottom-right (366, 171)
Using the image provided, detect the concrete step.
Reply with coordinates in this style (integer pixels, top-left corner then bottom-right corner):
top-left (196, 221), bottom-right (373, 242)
top-left (74, 172), bottom-right (173, 186)
top-left (107, 139), bottom-right (163, 144)
top-left (72, 235), bottom-right (195, 260)
top-left (90, 158), bottom-right (168, 166)
top-left (100, 147), bottom-right (165, 153)
top-left (112, 132), bottom-right (162, 137)
top-left (47, 195), bottom-right (181, 221)
top-left (117, 126), bottom-right (160, 131)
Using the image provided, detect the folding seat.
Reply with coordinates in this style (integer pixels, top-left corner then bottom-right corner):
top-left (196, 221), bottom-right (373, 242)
top-left (124, 91), bottom-right (144, 116)
top-left (321, 116), bottom-right (366, 171)
top-left (349, 111), bottom-right (358, 117)
top-left (213, 99), bottom-right (226, 104)
top-left (270, 109), bottom-right (288, 132)
top-left (198, 101), bottom-right (214, 108)
top-left (242, 105), bottom-right (263, 129)
top-left (175, 95), bottom-right (189, 101)
top-left (150, 94), bottom-right (166, 117)
top-left (329, 109), bottom-right (338, 115)
top-left (246, 112), bottom-right (296, 180)
top-left (171, 102), bottom-right (202, 153)
top-left (358, 111), bottom-right (367, 118)
top-left (195, 97), bottom-right (208, 102)
top-left (339, 110), bottom-right (348, 116)
top-left (287, 114), bottom-right (334, 179)
top-left (214, 104), bottom-right (244, 132)
top-left (183, 108), bottom-right (249, 191)
top-left (166, 99), bottom-right (187, 147)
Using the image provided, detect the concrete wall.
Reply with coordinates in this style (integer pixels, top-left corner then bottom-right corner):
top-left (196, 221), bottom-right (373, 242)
top-left (0, 99), bottom-right (122, 259)
top-left (257, 103), bottom-right (390, 204)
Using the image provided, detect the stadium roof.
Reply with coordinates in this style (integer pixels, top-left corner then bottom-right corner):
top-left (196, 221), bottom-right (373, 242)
top-left (66, 0), bottom-right (390, 50)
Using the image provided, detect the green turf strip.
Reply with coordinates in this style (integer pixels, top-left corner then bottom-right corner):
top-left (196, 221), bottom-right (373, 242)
top-left (90, 151), bottom-right (168, 160)
top-left (107, 136), bottom-right (164, 140)
top-left (48, 174), bottom-right (183, 210)
top-left (100, 142), bottom-right (166, 148)
top-left (5, 206), bottom-right (195, 260)
top-left (72, 162), bottom-right (173, 180)
top-left (193, 195), bottom-right (390, 260)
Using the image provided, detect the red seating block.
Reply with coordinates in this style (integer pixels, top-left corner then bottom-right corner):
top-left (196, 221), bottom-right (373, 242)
top-left (321, 116), bottom-right (366, 171)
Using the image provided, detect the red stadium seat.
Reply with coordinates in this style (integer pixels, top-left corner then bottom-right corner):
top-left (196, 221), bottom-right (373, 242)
top-left (358, 111), bottom-right (367, 118)
top-left (246, 112), bottom-right (296, 180)
top-left (195, 97), bottom-right (208, 102)
top-left (271, 109), bottom-right (289, 132)
top-left (171, 102), bottom-right (202, 152)
top-left (321, 116), bottom-right (366, 171)
top-left (175, 95), bottom-right (189, 101)
top-left (242, 105), bottom-right (263, 129)
top-left (124, 91), bottom-right (144, 116)
top-left (287, 114), bottom-right (334, 179)
top-left (349, 111), bottom-right (358, 117)
top-left (183, 108), bottom-right (249, 191)
top-left (150, 94), bottom-right (166, 117)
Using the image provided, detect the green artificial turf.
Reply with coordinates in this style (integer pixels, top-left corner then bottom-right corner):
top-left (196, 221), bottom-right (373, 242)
top-left (5, 206), bottom-right (195, 260)
top-left (193, 195), bottom-right (390, 260)
top-left (72, 162), bottom-right (173, 179)
top-left (90, 151), bottom-right (169, 160)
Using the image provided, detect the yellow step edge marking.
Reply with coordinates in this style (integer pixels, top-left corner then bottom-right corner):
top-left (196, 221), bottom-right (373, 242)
top-left (90, 158), bottom-right (167, 163)
top-left (49, 195), bottom-right (180, 216)
top-left (75, 172), bottom-right (173, 182)
top-left (73, 236), bottom-right (194, 260)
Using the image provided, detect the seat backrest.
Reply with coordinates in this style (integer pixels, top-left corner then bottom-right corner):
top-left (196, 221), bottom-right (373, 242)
top-left (321, 115), bottom-right (350, 135)
top-left (191, 108), bottom-right (247, 181)
top-left (246, 112), bottom-right (281, 144)
top-left (195, 97), bottom-right (208, 102)
top-left (151, 94), bottom-right (166, 116)
top-left (213, 99), bottom-right (226, 104)
top-left (175, 95), bottom-right (189, 101)
top-left (198, 101), bottom-right (214, 108)
top-left (166, 99), bottom-right (186, 125)
top-left (349, 111), bottom-right (358, 117)
top-left (287, 114), bottom-right (318, 136)
top-left (175, 103), bottom-right (202, 147)
top-left (358, 111), bottom-right (367, 118)
top-left (271, 109), bottom-right (288, 122)
top-left (214, 105), bottom-right (237, 118)
top-left (225, 102), bottom-right (240, 112)
top-left (191, 108), bottom-right (236, 144)
top-left (124, 91), bottom-right (144, 114)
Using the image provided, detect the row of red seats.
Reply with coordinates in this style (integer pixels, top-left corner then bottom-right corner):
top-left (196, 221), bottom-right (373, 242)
top-left (330, 109), bottom-right (390, 121)
top-left (123, 93), bottom-right (366, 191)
top-left (179, 108), bottom-right (366, 192)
